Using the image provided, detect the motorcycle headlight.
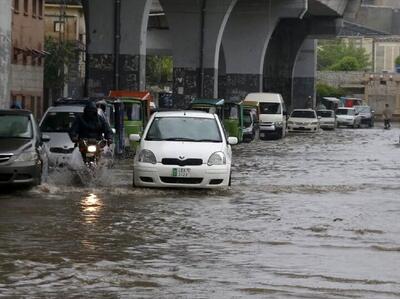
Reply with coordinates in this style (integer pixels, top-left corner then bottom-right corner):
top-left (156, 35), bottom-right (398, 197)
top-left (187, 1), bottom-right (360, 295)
top-left (207, 152), bottom-right (226, 166)
top-left (14, 151), bottom-right (39, 162)
top-left (138, 149), bottom-right (157, 164)
top-left (87, 145), bottom-right (97, 153)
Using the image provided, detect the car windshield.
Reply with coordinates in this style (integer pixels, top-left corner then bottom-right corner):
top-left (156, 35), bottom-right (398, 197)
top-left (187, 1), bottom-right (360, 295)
top-left (260, 103), bottom-right (281, 114)
top-left (145, 117), bottom-right (222, 142)
top-left (355, 106), bottom-right (370, 113)
top-left (337, 109), bottom-right (354, 115)
top-left (291, 110), bottom-right (316, 118)
top-left (40, 111), bottom-right (81, 133)
top-left (124, 102), bottom-right (142, 121)
top-left (317, 111), bottom-right (333, 118)
top-left (0, 115), bottom-right (33, 139)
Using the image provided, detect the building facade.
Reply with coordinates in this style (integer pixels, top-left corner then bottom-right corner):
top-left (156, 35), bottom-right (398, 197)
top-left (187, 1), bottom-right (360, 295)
top-left (0, 1), bottom-right (13, 109)
top-left (44, 0), bottom-right (85, 104)
top-left (11, 0), bottom-right (45, 118)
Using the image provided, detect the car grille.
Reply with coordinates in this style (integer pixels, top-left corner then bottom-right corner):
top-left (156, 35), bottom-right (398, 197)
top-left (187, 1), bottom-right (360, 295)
top-left (0, 174), bottom-right (12, 182)
top-left (161, 158), bottom-right (202, 166)
top-left (0, 154), bottom-right (13, 164)
top-left (295, 122), bottom-right (306, 125)
top-left (293, 128), bottom-right (312, 131)
top-left (160, 177), bottom-right (203, 184)
top-left (50, 147), bottom-right (74, 154)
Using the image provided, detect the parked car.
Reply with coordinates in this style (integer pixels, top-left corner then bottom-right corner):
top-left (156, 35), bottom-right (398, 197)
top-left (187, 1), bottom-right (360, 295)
top-left (0, 109), bottom-right (49, 186)
top-left (336, 107), bottom-right (362, 128)
top-left (244, 93), bottom-right (287, 140)
top-left (354, 105), bottom-right (374, 127)
top-left (40, 105), bottom-right (83, 167)
top-left (287, 109), bottom-right (320, 133)
top-left (317, 110), bottom-right (336, 130)
top-left (130, 111), bottom-right (237, 188)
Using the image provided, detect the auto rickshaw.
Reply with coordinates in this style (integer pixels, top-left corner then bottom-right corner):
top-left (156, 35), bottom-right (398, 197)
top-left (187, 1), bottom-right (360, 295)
top-left (108, 90), bottom-right (153, 151)
top-left (242, 100), bottom-right (259, 142)
top-left (189, 98), bottom-right (225, 120)
top-left (223, 102), bottom-right (244, 143)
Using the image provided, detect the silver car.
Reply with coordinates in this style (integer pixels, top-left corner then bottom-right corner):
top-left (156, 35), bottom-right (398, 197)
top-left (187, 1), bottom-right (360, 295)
top-left (336, 107), bottom-right (362, 128)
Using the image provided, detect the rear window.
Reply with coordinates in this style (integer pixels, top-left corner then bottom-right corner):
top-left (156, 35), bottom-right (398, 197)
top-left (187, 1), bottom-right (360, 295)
top-left (260, 103), bottom-right (281, 114)
top-left (41, 112), bottom-right (81, 133)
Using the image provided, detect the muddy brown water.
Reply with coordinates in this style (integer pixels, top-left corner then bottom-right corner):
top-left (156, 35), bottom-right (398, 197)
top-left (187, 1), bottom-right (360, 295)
top-left (1, 125), bottom-right (400, 298)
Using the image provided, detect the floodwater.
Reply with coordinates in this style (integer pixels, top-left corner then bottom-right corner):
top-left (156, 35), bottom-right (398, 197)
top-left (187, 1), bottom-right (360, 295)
top-left (1, 125), bottom-right (400, 298)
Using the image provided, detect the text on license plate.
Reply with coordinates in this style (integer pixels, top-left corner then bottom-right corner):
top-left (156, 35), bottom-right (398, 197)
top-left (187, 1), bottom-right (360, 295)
top-left (172, 168), bottom-right (191, 177)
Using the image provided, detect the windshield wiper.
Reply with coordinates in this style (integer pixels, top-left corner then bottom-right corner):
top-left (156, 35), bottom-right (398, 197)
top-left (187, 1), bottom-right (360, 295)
top-left (164, 137), bottom-right (197, 141)
top-left (194, 139), bottom-right (221, 142)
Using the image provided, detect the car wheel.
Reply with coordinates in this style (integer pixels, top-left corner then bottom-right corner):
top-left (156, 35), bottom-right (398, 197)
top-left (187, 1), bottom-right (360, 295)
top-left (228, 172), bottom-right (232, 187)
top-left (132, 171), bottom-right (136, 187)
top-left (353, 122), bottom-right (357, 129)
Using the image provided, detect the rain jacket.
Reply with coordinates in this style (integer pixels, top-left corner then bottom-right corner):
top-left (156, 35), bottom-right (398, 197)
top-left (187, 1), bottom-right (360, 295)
top-left (382, 107), bottom-right (393, 120)
top-left (70, 101), bottom-right (113, 141)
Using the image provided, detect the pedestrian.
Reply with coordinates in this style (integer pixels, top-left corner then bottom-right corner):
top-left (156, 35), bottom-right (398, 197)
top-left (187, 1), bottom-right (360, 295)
top-left (382, 103), bottom-right (392, 129)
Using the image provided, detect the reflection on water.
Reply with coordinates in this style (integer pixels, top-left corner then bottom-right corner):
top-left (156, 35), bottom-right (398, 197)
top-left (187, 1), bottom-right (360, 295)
top-left (81, 193), bottom-right (103, 224)
top-left (0, 126), bottom-right (400, 298)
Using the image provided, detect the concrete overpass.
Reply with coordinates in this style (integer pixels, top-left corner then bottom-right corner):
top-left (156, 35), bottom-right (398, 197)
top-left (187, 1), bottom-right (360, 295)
top-left (83, 0), bottom-right (364, 108)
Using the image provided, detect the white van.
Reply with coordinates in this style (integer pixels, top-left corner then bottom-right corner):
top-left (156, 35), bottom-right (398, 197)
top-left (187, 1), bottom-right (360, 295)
top-left (243, 93), bottom-right (287, 139)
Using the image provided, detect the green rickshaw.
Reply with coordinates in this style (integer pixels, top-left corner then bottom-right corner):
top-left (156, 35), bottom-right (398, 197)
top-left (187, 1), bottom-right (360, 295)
top-left (189, 98), bottom-right (225, 120)
top-left (223, 102), bottom-right (244, 143)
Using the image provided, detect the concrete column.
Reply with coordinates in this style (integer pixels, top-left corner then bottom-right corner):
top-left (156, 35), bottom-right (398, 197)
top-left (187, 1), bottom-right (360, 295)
top-left (0, 1), bottom-right (12, 108)
top-left (292, 39), bottom-right (317, 109)
top-left (159, 0), bottom-right (236, 107)
top-left (85, 0), bottom-right (150, 96)
top-left (221, 0), bottom-right (307, 102)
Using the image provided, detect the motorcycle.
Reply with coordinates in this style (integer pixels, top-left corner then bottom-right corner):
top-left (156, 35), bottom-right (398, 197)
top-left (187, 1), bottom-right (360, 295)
top-left (78, 139), bottom-right (107, 171)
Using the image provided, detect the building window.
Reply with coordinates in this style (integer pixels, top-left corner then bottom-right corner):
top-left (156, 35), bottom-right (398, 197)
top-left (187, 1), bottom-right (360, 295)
top-left (32, 0), bottom-right (37, 18)
top-left (14, 0), bottom-right (20, 13)
top-left (38, 0), bottom-right (43, 18)
top-left (24, 0), bottom-right (28, 15)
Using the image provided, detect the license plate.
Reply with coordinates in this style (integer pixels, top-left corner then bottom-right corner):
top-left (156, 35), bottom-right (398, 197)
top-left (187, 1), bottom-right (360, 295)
top-left (172, 168), bottom-right (191, 177)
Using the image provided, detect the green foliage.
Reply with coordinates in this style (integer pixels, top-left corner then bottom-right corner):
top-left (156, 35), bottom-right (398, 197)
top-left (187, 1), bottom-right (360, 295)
top-left (44, 37), bottom-right (76, 89)
top-left (329, 56), bottom-right (361, 71)
top-left (318, 39), bottom-right (370, 71)
top-left (146, 55), bottom-right (173, 86)
top-left (395, 56), bottom-right (400, 65)
top-left (316, 83), bottom-right (344, 98)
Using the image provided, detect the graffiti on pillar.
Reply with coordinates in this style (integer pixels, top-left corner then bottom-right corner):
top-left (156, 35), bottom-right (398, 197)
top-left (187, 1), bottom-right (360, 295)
top-left (119, 54), bottom-right (140, 91)
top-left (225, 74), bottom-right (261, 103)
top-left (172, 67), bottom-right (199, 108)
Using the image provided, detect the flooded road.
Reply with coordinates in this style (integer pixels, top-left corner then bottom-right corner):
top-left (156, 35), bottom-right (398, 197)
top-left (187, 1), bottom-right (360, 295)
top-left (1, 125), bottom-right (400, 298)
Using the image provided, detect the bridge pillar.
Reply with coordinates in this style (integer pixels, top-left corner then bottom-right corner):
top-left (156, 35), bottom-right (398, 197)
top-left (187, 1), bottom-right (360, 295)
top-left (85, 0), bottom-right (149, 96)
top-left (159, 0), bottom-right (236, 107)
top-left (221, 0), bottom-right (307, 102)
top-left (292, 39), bottom-right (317, 109)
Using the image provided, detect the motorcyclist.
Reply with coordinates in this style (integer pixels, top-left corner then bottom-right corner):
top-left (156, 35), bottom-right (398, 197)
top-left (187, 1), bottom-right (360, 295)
top-left (382, 103), bottom-right (392, 129)
top-left (70, 101), bottom-right (113, 144)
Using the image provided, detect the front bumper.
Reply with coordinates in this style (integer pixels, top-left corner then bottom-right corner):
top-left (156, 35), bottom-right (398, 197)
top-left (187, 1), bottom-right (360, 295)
top-left (0, 161), bottom-right (41, 185)
top-left (337, 119), bottom-right (354, 126)
top-left (320, 122), bottom-right (336, 129)
top-left (288, 124), bottom-right (319, 132)
top-left (133, 163), bottom-right (230, 188)
top-left (48, 152), bottom-right (73, 167)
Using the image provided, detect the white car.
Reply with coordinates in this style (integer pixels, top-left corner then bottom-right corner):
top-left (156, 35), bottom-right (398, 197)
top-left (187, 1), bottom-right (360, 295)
top-left (336, 107), bottom-right (362, 128)
top-left (131, 111), bottom-right (237, 188)
top-left (317, 110), bottom-right (336, 130)
top-left (40, 105), bottom-right (83, 167)
top-left (287, 109), bottom-right (320, 133)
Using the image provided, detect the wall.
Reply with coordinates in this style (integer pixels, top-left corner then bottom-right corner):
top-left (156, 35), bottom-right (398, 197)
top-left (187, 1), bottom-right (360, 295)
top-left (0, 1), bottom-right (12, 108)
top-left (318, 71), bottom-right (366, 88)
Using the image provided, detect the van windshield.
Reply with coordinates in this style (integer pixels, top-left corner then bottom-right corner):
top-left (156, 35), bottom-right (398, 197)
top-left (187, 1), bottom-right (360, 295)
top-left (260, 103), bottom-right (281, 114)
top-left (291, 110), bottom-right (316, 118)
top-left (40, 112), bottom-right (81, 133)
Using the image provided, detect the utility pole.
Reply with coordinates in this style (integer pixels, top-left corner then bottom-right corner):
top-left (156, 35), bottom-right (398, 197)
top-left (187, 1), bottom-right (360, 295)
top-left (114, 0), bottom-right (121, 90)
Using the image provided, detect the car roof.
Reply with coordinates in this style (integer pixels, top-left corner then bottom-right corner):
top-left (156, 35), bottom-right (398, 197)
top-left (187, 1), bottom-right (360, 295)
top-left (0, 109), bottom-right (32, 116)
top-left (317, 109), bottom-right (334, 112)
top-left (153, 110), bottom-right (215, 119)
top-left (337, 107), bottom-right (354, 110)
top-left (244, 93), bottom-right (282, 103)
top-left (292, 109), bottom-right (315, 112)
top-left (45, 105), bottom-right (84, 113)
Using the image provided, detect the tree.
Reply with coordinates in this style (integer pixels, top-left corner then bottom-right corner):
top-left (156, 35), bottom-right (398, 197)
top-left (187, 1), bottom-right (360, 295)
top-left (316, 83), bottom-right (344, 98)
top-left (318, 39), bottom-right (370, 71)
top-left (44, 37), bottom-right (76, 90)
top-left (146, 55), bottom-right (173, 87)
top-left (395, 56), bottom-right (400, 65)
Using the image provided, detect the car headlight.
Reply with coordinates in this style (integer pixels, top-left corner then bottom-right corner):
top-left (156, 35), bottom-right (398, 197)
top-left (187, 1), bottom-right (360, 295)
top-left (207, 152), bottom-right (226, 166)
top-left (14, 151), bottom-right (39, 162)
top-left (138, 149), bottom-right (157, 164)
top-left (288, 121), bottom-right (294, 125)
top-left (87, 145), bottom-right (97, 153)
top-left (311, 121), bottom-right (318, 125)
top-left (274, 121), bottom-right (283, 127)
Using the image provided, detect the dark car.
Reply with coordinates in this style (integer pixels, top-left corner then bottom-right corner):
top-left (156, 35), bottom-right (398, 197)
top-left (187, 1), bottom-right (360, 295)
top-left (0, 109), bottom-right (49, 186)
top-left (354, 105), bottom-right (375, 127)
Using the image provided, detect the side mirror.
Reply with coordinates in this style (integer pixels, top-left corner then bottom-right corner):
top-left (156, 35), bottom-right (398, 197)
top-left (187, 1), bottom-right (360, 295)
top-left (41, 134), bottom-right (51, 142)
top-left (371, 110), bottom-right (375, 114)
top-left (228, 137), bottom-right (238, 145)
top-left (129, 134), bottom-right (141, 142)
